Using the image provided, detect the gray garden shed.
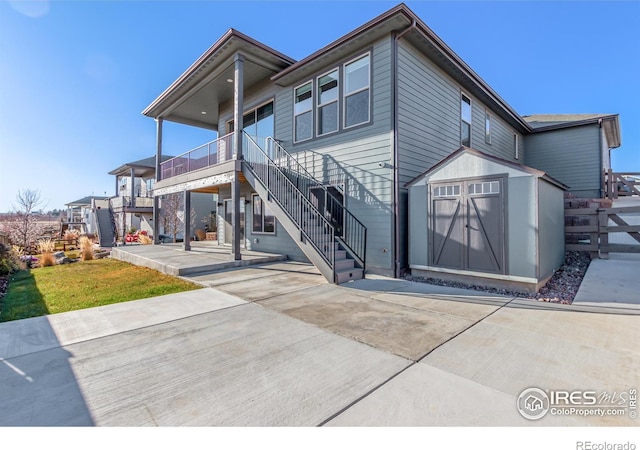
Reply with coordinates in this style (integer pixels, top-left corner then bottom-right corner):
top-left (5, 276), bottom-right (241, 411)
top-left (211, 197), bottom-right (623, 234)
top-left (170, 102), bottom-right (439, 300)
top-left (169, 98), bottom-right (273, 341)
top-left (407, 147), bottom-right (567, 293)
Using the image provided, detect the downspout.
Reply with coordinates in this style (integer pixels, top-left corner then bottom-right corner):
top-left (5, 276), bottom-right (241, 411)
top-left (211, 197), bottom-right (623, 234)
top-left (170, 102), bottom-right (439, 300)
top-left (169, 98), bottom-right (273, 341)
top-left (598, 118), bottom-right (604, 198)
top-left (392, 20), bottom-right (416, 278)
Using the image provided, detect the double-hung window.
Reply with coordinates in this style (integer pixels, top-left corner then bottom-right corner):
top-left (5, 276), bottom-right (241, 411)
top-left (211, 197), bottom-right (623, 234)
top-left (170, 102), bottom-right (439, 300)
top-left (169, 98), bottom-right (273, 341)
top-left (344, 53), bottom-right (370, 128)
top-left (252, 195), bottom-right (275, 234)
top-left (317, 69), bottom-right (339, 136)
top-left (461, 93), bottom-right (472, 147)
top-left (294, 82), bottom-right (313, 142)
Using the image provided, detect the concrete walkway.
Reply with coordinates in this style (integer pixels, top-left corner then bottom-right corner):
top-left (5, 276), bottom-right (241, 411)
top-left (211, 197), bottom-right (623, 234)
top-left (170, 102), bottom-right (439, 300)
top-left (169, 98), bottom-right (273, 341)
top-left (1, 261), bottom-right (637, 426)
top-left (573, 197), bottom-right (640, 309)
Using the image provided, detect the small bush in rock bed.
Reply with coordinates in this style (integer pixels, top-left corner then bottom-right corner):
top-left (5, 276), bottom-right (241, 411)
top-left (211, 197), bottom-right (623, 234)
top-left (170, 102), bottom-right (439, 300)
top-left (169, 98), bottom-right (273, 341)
top-left (0, 244), bottom-right (20, 276)
top-left (405, 251), bottom-right (591, 304)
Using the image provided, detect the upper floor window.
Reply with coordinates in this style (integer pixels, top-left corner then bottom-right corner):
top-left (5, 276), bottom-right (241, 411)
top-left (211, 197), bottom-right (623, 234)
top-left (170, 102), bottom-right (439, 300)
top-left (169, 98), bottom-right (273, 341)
top-left (317, 69), bottom-right (339, 136)
top-left (485, 112), bottom-right (491, 145)
top-left (514, 133), bottom-right (519, 160)
top-left (461, 93), bottom-right (472, 147)
top-left (344, 53), bottom-right (370, 128)
top-left (294, 82), bottom-right (313, 142)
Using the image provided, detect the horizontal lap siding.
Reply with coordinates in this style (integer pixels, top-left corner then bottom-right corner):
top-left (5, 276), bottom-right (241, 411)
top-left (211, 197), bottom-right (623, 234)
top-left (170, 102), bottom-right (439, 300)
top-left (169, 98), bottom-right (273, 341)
top-left (397, 40), bottom-right (524, 189)
top-left (473, 107), bottom-right (523, 162)
top-left (524, 125), bottom-right (601, 196)
top-left (274, 37), bottom-right (395, 274)
top-left (397, 40), bottom-right (525, 273)
top-left (397, 42), bottom-right (459, 187)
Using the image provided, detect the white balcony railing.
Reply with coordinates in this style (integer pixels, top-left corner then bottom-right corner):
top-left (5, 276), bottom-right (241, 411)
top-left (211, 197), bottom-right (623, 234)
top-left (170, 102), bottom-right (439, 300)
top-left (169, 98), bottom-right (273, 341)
top-left (160, 132), bottom-right (234, 180)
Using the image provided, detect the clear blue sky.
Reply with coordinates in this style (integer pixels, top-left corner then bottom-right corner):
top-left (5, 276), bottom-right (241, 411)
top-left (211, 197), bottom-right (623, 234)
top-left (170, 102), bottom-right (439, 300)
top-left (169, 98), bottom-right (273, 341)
top-left (1, 0), bottom-right (638, 212)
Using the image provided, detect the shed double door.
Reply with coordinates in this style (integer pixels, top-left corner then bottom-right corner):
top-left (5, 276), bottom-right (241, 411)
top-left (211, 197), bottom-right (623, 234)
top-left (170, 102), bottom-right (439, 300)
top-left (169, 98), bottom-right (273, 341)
top-left (430, 178), bottom-right (505, 274)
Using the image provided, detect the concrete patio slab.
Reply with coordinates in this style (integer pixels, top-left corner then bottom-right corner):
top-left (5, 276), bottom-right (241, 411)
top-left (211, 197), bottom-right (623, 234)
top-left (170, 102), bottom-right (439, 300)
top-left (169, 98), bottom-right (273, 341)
top-left (110, 242), bottom-right (286, 276)
top-left (326, 362), bottom-right (583, 426)
top-left (0, 288), bottom-right (243, 360)
top-left (2, 260), bottom-right (638, 427)
top-left (0, 301), bottom-right (409, 426)
top-left (185, 261), bottom-right (320, 288)
top-left (211, 270), bottom-right (328, 301)
top-left (259, 281), bottom-right (513, 361)
top-left (419, 300), bottom-right (639, 426)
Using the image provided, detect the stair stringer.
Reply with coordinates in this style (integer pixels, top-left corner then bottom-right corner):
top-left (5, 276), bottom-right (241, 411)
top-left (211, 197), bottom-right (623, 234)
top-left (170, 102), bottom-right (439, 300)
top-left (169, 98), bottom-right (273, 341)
top-left (242, 163), bottom-right (335, 284)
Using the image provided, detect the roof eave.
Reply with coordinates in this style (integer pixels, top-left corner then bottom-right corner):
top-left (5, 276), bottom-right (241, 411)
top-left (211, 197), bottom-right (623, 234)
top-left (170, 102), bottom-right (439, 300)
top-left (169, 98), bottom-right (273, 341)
top-left (272, 3), bottom-right (412, 84)
top-left (142, 29), bottom-right (296, 119)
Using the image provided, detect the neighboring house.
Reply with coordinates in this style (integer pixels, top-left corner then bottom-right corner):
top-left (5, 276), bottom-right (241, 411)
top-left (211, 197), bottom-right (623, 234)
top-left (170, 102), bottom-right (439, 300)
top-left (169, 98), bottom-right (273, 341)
top-left (107, 155), bottom-right (212, 244)
top-left (64, 196), bottom-right (109, 235)
top-left (108, 155), bottom-right (167, 239)
top-left (141, 4), bottom-right (622, 286)
top-left (523, 114), bottom-right (621, 199)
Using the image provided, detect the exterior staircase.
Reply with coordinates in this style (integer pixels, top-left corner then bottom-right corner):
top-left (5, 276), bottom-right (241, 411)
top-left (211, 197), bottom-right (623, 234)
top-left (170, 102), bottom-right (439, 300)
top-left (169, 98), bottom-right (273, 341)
top-left (242, 133), bottom-right (366, 284)
top-left (95, 207), bottom-right (116, 248)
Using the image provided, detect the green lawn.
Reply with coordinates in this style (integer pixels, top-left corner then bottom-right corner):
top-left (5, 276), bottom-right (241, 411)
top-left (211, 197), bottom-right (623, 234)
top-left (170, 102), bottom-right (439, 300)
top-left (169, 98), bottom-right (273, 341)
top-left (0, 258), bottom-right (202, 322)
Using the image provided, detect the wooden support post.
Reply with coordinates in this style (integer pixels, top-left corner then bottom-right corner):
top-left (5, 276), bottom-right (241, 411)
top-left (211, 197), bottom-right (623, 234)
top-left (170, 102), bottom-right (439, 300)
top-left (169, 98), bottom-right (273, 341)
top-left (589, 202), bottom-right (599, 260)
top-left (598, 209), bottom-right (609, 260)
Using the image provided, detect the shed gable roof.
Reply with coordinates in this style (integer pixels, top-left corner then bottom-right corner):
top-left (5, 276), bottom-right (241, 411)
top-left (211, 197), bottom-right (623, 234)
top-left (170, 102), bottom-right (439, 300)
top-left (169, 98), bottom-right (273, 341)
top-left (405, 146), bottom-right (568, 190)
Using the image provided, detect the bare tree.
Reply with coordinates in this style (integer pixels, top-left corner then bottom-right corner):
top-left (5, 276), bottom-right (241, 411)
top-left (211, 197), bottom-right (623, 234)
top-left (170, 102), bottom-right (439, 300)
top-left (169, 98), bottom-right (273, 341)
top-left (0, 189), bottom-right (48, 253)
top-left (159, 193), bottom-right (196, 243)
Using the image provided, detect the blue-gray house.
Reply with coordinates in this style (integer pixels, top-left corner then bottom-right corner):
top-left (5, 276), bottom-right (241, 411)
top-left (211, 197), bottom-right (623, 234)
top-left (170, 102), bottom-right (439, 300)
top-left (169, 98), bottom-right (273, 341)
top-left (142, 3), bottom-right (621, 287)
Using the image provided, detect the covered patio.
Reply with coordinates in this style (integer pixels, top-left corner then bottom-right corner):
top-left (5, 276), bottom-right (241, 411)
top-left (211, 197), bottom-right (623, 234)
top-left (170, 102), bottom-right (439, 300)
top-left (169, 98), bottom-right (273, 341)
top-left (110, 241), bottom-right (286, 276)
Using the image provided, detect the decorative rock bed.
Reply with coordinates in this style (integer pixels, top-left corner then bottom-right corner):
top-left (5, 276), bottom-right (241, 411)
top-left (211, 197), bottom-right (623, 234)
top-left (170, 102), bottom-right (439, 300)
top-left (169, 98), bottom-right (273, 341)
top-left (405, 251), bottom-right (591, 304)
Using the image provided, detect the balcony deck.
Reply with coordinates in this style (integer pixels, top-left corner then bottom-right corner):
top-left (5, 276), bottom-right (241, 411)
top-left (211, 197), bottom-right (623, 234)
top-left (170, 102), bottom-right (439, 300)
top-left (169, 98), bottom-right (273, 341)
top-left (155, 133), bottom-right (240, 194)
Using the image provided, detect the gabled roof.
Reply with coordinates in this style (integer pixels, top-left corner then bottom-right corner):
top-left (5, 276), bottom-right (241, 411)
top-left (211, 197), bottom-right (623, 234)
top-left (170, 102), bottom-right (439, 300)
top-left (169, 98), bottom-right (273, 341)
top-left (272, 3), bottom-right (532, 133)
top-left (523, 114), bottom-right (621, 148)
top-left (108, 155), bottom-right (174, 176)
top-left (405, 146), bottom-right (568, 190)
top-left (65, 196), bottom-right (109, 207)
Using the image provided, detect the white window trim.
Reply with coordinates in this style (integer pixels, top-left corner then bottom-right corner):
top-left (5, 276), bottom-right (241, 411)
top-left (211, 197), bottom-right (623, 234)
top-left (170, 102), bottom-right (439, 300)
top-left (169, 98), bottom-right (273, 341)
top-left (251, 194), bottom-right (276, 235)
top-left (514, 133), bottom-right (519, 160)
top-left (316, 68), bottom-right (340, 137)
top-left (343, 52), bottom-right (371, 130)
top-left (460, 92), bottom-right (472, 147)
top-left (293, 81), bottom-right (313, 143)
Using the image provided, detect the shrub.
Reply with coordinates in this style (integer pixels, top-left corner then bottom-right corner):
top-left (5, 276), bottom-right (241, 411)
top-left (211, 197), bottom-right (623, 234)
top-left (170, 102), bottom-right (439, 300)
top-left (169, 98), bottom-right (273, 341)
top-left (37, 238), bottom-right (55, 254)
top-left (79, 236), bottom-right (94, 261)
top-left (40, 252), bottom-right (56, 267)
top-left (36, 238), bottom-right (56, 267)
top-left (138, 234), bottom-right (153, 245)
top-left (64, 229), bottom-right (80, 241)
top-left (0, 244), bottom-right (20, 275)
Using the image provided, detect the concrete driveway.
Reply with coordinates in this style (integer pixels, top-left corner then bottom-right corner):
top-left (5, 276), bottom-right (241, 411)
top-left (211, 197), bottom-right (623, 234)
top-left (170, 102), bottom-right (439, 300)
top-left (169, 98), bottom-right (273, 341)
top-left (1, 262), bottom-right (638, 426)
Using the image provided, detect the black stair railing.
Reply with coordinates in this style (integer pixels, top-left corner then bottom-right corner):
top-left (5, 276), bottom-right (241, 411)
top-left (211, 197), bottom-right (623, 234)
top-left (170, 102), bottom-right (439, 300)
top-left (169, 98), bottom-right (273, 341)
top-left (243, 133), bottom-right (336, 276)
top-left (246, 134), bottom-right (366, 270)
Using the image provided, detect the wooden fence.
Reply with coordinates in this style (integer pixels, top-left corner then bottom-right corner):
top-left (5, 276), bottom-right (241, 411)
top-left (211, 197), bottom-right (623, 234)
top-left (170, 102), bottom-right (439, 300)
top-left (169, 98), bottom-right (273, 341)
top-left (604, 170), bottom-right (640, 199)
top-left (566, 202), bottom-right (640, 258)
